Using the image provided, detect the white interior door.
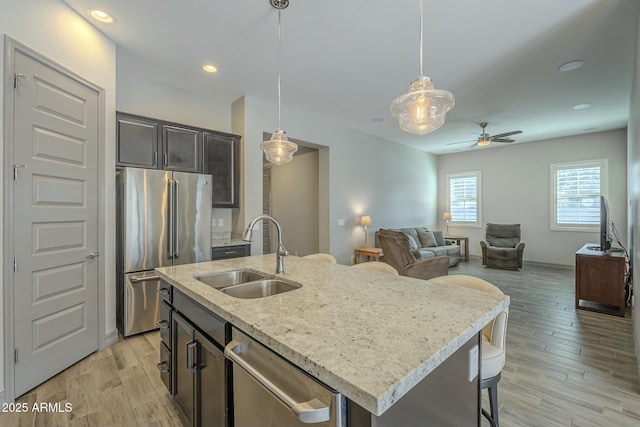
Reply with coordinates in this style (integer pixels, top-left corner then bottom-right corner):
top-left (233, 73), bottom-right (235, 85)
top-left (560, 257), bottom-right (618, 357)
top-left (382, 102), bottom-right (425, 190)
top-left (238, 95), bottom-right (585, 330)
top-left (11, 49), bottom-right (99, 396)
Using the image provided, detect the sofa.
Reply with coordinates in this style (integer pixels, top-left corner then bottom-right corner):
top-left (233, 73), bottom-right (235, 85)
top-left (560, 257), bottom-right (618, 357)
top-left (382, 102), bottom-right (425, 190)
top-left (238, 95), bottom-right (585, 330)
top-left (377, 229), bottom-right (449, 280)
top-left (375, 227), bottom-right (460, 267)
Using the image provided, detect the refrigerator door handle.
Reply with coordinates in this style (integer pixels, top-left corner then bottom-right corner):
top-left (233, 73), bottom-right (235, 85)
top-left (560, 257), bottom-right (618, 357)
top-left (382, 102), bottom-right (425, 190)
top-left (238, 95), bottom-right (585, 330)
top-left (174, 179), bottom-right (180, 259)
top-left (168, 178), bottom-right (175, 259)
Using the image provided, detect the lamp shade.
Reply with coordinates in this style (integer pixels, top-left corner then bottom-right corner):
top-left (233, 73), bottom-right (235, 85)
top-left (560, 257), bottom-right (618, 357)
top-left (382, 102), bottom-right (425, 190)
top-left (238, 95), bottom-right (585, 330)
top-left (443, 212), bottom-right (452, 221)
top-left (390, 75), bottom-right (455, 135)
top-left (261, 130), bottom-right (298, 165)
top-left (360, 215), bottom-right (372, 227)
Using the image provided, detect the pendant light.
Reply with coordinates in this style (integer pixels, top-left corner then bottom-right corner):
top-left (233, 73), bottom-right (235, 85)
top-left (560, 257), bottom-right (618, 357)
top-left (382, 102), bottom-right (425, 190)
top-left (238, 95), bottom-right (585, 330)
top-left (390, 0), bottom-right (455, 135)
top-left (261, 0), bottom-right (298, 165)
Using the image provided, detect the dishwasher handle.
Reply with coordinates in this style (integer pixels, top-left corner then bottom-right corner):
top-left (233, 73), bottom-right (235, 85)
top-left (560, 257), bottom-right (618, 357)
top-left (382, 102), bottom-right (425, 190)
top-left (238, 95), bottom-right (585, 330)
top-left (225, 340), bottom-right (331, 424)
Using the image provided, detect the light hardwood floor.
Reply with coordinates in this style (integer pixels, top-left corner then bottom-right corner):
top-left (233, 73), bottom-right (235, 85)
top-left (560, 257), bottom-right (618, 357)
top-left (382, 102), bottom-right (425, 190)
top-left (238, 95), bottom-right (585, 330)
top-left (1, 257), bottom-right (638, 427)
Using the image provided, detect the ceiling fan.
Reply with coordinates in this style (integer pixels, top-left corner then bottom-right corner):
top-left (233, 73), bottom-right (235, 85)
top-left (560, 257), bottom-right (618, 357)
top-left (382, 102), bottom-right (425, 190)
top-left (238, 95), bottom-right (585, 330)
top-left (447, 122), bottom-right (523, 148)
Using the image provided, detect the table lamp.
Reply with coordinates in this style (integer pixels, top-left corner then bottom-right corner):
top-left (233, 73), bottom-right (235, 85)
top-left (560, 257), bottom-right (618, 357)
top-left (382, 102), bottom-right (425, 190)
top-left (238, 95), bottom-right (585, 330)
top-left (360, 215), bottom-right (372, 245)
top-left (443, 212), bottom-right (452, 235)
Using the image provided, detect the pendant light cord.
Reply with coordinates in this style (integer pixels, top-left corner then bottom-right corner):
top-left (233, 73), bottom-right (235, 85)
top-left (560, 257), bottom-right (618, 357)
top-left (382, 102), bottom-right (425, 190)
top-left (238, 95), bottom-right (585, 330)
top-left (419, 0), bottom-right (423, 76)
top-left (277, 9), bottom-right (282, 130)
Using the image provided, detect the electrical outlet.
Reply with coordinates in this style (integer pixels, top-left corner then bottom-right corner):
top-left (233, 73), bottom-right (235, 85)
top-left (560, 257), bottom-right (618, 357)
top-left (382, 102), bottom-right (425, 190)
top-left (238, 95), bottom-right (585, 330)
top-left (350, 255), bottom-right (355, 263)
top-left (338, 218), bottom-right (345, 226)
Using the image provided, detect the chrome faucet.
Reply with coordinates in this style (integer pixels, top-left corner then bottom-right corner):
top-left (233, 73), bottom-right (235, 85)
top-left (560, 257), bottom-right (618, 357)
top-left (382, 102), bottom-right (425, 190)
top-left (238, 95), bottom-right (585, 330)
top-left (243, 214), bottom-right (288, 274)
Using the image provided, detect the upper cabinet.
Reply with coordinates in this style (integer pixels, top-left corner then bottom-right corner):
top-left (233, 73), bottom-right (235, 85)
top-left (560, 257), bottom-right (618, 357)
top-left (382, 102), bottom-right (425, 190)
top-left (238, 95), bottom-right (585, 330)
top-left (117, 112), bottom-right (201, 174)
top-left (203, 132), bottom-right (240, 208)
top-left (116, 112), bottom-right (242, 207)
top-left (116, 114), bottom-right (160, 168)
top-left (162, 125), bottom-right (201, 173)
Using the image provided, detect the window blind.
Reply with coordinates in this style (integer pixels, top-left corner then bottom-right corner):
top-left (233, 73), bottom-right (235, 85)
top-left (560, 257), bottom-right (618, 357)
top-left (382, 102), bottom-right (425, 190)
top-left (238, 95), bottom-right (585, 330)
top-left (450, 175), bottom-right (478, 222)
top-left (555, 165), bottom-right (601, 226)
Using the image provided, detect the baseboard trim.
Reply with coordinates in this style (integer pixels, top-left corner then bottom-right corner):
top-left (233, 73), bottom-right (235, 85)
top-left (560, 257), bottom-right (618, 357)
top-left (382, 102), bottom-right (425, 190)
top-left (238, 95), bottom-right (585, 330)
top-left (103, 329), bottom-right (119, 348)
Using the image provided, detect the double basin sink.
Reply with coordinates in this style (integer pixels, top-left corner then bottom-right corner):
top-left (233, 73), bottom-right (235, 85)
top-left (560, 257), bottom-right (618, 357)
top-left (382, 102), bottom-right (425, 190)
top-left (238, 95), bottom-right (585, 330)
top-left (195, 269), bottom-right (301, 299)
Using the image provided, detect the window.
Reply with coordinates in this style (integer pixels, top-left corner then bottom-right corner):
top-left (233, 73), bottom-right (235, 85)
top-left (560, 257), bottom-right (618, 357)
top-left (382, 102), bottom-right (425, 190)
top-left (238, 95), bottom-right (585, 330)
top-left (446, 171), bottom-right (481, 227)
top-left (551, 159), bottom-right (608, 231)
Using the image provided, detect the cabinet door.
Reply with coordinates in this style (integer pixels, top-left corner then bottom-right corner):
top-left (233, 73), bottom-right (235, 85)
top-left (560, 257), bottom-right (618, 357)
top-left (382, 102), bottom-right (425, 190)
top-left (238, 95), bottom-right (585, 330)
top-left (172, 312), bottom-right (195, 426)
top-left (203, 132), bottom-right (240, 207)
top-left (163, 125), bottom-right (201, 173)
top-left (116, 114), bottom-right (159, 168)
top-left (194, 330), bottom-right (227, 427)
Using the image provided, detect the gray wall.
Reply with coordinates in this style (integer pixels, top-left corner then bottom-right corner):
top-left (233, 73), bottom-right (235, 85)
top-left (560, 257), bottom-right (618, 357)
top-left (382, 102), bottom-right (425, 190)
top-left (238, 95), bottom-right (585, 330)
top-left (0, 0), bottom-right (117, 400)
top-left (438, 129), bottom-right (628, 266)
top-left (270, 150), bottom-right (320, 257)
top-left (235, 96), bottom-right (439, 264)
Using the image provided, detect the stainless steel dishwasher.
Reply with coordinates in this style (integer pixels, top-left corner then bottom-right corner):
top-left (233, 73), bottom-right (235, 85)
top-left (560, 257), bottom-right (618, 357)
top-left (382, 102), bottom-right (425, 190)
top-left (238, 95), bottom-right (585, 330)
top-left (225, 327), bottom-right (345, 427)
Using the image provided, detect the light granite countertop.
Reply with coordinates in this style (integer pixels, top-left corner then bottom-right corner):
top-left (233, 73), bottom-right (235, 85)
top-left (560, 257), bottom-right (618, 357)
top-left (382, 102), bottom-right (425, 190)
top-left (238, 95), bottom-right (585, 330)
top-left (155, 254), bottom-right (509, 416)
top-left (211, 238), bottom-right (250, 248)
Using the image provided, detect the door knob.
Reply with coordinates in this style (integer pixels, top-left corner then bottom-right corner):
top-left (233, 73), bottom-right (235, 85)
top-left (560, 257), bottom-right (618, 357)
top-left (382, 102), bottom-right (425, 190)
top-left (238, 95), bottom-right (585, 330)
top-left (87, 250), bottom-right (100, 259)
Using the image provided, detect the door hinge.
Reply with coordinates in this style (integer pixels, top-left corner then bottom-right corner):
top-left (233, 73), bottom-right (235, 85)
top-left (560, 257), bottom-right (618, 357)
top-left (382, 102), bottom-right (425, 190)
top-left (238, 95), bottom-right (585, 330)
top-left (14, 349), bottom-right (18, 364)
top-left (13, 257), bottom-right (17, 272)
top-left (14, 73), bottom-right (26, 89)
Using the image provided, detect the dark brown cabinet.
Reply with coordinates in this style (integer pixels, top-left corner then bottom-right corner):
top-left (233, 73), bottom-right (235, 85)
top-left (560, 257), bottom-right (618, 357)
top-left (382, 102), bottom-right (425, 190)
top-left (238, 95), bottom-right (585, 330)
top-left (116, 114), bottom-right (160, 168)
top-left (211, 244), bottom-right (250, 260)
top-left (575, 243), bottom-right (626, 316)
top-left (163, 125), bottom-right (201, 173)
top-left (203, 132), bottom-right (240, 207)
top-left (117, 112), bottom-right (242, 207)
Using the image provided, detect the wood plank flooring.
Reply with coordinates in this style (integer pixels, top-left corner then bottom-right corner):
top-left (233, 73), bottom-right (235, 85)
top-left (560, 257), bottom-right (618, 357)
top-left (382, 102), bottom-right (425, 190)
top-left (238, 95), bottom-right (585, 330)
top-left (1, 257), bottom-right (638, 426)
top-left (451, 258), bottom-right (640, 427)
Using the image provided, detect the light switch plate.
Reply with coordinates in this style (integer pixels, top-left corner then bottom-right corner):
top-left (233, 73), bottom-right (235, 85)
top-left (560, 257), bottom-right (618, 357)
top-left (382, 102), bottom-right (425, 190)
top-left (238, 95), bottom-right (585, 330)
top-left (468, 344), bottom-right (479, 382)
top-left (338, 219), bottom-right (345, 226)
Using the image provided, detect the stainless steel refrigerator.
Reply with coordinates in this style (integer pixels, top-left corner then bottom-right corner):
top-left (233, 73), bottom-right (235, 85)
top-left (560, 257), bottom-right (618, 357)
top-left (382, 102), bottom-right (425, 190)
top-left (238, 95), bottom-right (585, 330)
top-left (116, 167), bottom-right (212, 336)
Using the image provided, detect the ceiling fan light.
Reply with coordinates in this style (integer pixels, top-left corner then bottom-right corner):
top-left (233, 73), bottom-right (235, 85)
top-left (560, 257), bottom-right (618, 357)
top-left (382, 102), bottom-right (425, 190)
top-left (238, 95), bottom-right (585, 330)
top-left (261, 130), bottom-right (298, 165)
top-left (477, 139), bottom-right (491, 147)
top-left (390, 75), bottom-right (455, 135)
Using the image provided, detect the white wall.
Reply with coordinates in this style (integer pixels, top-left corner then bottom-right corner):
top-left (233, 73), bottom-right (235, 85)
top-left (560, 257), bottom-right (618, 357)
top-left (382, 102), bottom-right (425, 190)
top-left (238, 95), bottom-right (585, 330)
top-left (270, 150), bottom-right (320, 256)
top-left (0, 0), bottom-right (116, 400)
top-left (236, 96), bottom-right (439, 264)
top-left (438, 129), bottom-right (628, 266)
top-left (630, 5), bottom-right (640, 383)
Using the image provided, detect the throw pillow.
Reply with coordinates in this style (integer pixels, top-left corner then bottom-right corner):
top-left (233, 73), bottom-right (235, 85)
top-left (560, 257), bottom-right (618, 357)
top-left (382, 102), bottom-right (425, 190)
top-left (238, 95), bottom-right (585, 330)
top-left (432, 230), bottom-right (446, 246)
top-left (406, 235), bottom-right (420, 250)
top-left (418, 230), bottom-right (438, 247)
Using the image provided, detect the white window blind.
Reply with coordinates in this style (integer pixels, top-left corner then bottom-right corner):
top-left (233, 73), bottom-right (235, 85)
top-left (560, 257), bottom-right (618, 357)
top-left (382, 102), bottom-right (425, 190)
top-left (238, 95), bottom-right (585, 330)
top-left (447, 171), bottom-right (481, 226)
top-left (551, 160), bottom-right (607, 231)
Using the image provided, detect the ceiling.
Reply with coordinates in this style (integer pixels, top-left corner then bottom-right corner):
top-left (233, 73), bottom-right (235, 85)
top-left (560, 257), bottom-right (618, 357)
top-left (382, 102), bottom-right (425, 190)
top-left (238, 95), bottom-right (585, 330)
top-left (62, 0), bottom-right (639, 155)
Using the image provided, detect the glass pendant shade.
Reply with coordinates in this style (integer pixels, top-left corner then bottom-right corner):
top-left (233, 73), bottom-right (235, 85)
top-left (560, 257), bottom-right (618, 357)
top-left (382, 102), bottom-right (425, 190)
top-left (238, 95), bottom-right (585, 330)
top-left (390, 75), bottom-right (455, 135)
top-left (261, 129), bottom-right (298, 165)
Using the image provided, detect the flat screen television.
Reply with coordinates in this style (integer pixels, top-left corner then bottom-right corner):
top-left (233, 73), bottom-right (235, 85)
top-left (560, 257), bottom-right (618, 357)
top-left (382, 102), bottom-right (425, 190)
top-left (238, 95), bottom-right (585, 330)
top-left (599, 195), bottom-right (612, 251)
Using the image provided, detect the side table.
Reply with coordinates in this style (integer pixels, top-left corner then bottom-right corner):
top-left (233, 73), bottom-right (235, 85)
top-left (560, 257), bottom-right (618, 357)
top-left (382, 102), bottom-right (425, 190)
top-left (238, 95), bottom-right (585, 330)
top-left (354, 247), bottom-right (383, 264)
top-left (445, 236), bottom-right (469, 262)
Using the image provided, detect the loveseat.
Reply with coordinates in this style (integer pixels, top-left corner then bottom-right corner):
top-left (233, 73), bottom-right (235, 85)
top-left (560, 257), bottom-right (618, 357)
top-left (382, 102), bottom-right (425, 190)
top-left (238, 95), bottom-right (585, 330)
top-left (375, 227), bottom-right (460, 267)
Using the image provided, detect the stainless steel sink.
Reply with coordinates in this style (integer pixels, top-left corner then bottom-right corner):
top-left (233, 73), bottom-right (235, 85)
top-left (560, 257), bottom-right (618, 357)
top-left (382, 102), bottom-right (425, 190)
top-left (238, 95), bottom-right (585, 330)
top-left (220, 279), bottom-right (301, 299)
top-left (195, 269), bottom-right (269, 289)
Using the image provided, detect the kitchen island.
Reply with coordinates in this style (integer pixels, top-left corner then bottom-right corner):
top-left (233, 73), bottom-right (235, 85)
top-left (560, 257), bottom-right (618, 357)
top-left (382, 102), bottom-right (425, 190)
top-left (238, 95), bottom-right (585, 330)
top-left (155, 254), bottom-right (509, 425)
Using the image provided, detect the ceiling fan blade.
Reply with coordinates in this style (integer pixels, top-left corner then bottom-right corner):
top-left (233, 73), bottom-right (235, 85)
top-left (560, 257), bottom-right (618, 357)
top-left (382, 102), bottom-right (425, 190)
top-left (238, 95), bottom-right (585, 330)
top-left (490, 130), bottom-right (522, 139)
top-left (491, 138), bottom-right (515, 143)
top-left (446, 139), bottom-right (476, 146)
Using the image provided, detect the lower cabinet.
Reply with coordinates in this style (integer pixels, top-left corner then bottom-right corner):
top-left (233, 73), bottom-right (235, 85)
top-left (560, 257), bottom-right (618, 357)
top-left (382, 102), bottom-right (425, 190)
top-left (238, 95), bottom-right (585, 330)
top-left (160, 280), bottom-right (229, 427)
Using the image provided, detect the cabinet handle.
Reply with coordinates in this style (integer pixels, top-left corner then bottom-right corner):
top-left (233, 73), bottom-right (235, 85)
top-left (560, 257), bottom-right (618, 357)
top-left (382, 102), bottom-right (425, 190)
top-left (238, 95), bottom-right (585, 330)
top-left (154, 151), bottom-right (158, 166)
top-left (164, 152), bottom-right (168, 167)
top-left (224, 251), bottom-right (237, 255)
top-left (157, 320), bottom-right (169, 329)
top-left (157, 287), bottom-right (170, 296)
top-left (187, 341), bottom-right (198, 374)
top-left (157, 361), bottom-right (170, 374)
top-left (131, 275), bottom-right (160, 283)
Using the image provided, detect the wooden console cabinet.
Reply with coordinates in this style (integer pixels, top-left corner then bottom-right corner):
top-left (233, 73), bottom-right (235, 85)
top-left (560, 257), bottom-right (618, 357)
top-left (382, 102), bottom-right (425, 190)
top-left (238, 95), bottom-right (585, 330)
top-left (575, 243), bottom-right (626, 316)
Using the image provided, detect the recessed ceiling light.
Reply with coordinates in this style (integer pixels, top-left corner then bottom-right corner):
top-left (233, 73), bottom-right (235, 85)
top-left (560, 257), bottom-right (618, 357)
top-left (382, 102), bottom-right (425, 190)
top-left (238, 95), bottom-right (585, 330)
top-left (89, 9), bottom-right (115, 23)
top-left (202, 64), bottom-right (218, 73)
top-left (559, 60), bottom-right (584, 72)
top-left (371, 117), bottom-right (385, 123)
top-left (573, 103), bottom-right (593, 110)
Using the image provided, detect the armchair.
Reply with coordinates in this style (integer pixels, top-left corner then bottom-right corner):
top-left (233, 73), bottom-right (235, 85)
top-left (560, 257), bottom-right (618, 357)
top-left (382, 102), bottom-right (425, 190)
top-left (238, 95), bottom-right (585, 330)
top-left (377, 229), bottom-right (449, 280)
top-left (481, 223), bottom-right (525, 270)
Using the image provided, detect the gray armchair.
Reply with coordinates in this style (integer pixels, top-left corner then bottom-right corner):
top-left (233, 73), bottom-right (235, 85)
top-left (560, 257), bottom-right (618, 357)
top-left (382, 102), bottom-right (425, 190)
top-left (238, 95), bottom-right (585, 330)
top-left (480, 223), bottom-right (525, 270)
top-left (377, 229), bottom-right (449, 280)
